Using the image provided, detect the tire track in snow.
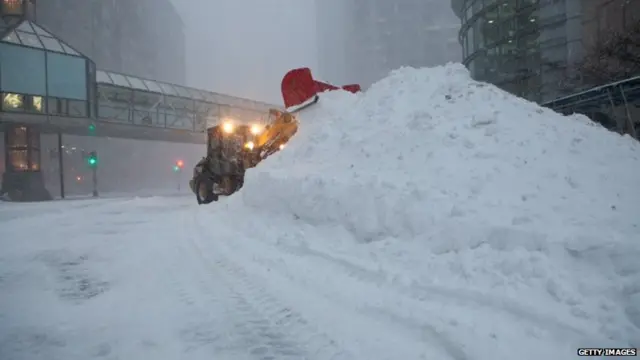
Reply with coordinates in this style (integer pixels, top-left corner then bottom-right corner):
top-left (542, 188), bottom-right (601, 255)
top-left (151, 220), bottom-right (232, 357)
top-left (200, 211), bottom-right (608, 359)
top-left (181, 210), bottom-right (350, 360)
top-left (255, 236), bottom-right (594, 345)
top-left (163, 225), bottom-right (300, 359)
top-left (192, 210), bottom-right (463, 360)
top-left (274, 241), bottom-right (591, 340)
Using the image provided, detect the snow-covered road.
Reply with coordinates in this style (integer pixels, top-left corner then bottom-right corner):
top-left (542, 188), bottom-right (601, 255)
top-left (2, 195), bottom-right (631, 360)
top-left (1, 196), bottom-right (464, 360)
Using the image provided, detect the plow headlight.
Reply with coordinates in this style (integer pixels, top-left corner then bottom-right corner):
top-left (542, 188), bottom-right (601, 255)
top-left (250, 124), bottom-right (262, 135)
top-left (222, 122), bottom-right (234, 133)
top-left (244, 141), bottom-right (255, 150)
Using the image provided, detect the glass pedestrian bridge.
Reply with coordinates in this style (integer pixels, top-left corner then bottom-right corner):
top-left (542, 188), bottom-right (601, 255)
top-left (0, 19), bottom-right (278, 142)
top-left (95, 69), bottom-right (276, 132)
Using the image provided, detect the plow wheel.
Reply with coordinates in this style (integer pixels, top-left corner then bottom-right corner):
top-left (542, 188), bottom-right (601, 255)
top-left (194, 175), bottom-right (218, 205)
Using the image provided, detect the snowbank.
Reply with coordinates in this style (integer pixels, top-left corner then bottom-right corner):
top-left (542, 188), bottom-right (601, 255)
top-left (237, 63), bottom-right (640, 346)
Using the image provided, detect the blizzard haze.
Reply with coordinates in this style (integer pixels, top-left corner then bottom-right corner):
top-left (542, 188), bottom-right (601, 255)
top-left (2, 63), bottom-right (638, 360)
top-left (315, 0), bottom-right (461, 88)
top-left (173, 0), bottom-right (318, 105)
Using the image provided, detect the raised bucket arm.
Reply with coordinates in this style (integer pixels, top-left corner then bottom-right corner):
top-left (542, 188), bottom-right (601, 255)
top-left (281, 67), bottom-right (361, 112)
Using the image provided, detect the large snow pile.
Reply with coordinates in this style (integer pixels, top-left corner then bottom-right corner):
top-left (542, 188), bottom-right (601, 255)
top-left (238, 63), bottom-right (640, 349)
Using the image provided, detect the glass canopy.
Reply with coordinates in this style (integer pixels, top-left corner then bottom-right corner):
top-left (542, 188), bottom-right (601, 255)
top-left (0, 20), bottom-right (82, 56)
top-left (96, 69), bottom-right (277, 110)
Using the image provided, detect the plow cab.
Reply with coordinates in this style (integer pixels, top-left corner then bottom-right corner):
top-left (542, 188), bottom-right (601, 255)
top-left (189, 123), bottom-right (254, 204)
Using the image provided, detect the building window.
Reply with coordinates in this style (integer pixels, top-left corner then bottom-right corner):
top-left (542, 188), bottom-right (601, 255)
top-left (29, 148), bottom-right (40, 170)
top-left (68, 99), bottom-right (87, 117)
top-left (0, 43), bottom-right (47, 96)
top-left (46, 53), bottom-right (88, 101)
top-left (9, 149), bottom-right (29, 171)
top-left (30, 95), bottom-right (43, 112)
top-left (2, 0), bottom-right (24, 15)
top-left (6, 125), bottom-right (28, 171)
top-left (47, 97), bottom-right (60, 114)
top-left (0, 93), bottom-right (46, 113)
top-left (5, 125), bottom-right (41, 172)
top-left (7, 125), bottom-right (27, 146)
top-left (2, 92), bottom-right (24, 111)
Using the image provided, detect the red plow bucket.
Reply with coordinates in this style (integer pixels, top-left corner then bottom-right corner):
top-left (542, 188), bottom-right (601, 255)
top-left (281, 67), bottom-right (360, 112)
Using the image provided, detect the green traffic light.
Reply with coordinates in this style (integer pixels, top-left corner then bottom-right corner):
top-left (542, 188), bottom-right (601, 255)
top-left (86, 151), bottom-right (98, 167)
top-left (173, 165), bottom-right (180, 172)
top-left (89, 124), bottom-right (96, 131)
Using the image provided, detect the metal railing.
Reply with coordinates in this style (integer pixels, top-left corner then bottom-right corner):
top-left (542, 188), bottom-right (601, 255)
top-left (542, 75), bottom-right (640, 138)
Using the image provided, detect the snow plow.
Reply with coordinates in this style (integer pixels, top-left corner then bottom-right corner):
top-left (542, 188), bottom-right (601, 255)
top-left (281, 67), bottom-right (361, 112)
top-left (189, 67), bottom-right (360, 204)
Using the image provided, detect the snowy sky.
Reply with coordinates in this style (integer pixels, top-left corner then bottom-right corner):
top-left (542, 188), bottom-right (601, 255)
top-left (171, 0), bottom-right (318, 104)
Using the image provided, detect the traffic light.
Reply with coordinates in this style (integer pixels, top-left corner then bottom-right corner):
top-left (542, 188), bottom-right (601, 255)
top-left (87, 151), bottom-right (98, 167)
top-left (173, 159), bottom-right (184, 172)
top-left (88, 123), bottom-right (96, 133)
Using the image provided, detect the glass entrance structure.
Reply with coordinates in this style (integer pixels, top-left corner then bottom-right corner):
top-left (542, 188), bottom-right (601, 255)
top-left (0, 20), bottom-right (93, 117)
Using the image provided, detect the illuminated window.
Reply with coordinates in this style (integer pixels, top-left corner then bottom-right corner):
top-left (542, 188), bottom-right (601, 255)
top-left (7, 126), bottom-right (27, 147)
top-left (30, 95), bottom-right (43, 112)
top-left (2, 93), bottom-right (24, 111)
top-left (2, 0), bottom-right (24, 15)
top-left (9, 149), bottom-right (28, 171)
top-left (29, 149), bottom-right (40, 170)
top-left (5, 125), bottom-right (40, 172)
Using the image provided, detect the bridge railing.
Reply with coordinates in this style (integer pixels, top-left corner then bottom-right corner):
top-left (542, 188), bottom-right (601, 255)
top-left (542, 75), bottom-right (640, 138)
top-left (95, 70), bottom-right (279, 133)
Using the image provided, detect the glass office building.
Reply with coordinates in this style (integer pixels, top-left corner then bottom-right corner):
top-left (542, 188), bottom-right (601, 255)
top-left (452, 0), bottom-right (586, 102)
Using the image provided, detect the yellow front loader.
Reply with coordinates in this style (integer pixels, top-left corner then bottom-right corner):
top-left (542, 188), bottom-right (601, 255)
top-left (189, 67), bottom-right (361, 205)
top-left (189, 109), bottom-right (299, 204)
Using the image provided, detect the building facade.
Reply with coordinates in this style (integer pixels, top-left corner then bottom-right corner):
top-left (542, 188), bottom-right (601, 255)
top-left (451, 0), bottom-right (640, 102)
top-left (317, 0), bottom-right (461, 89)
top-left (33, 0), bottom-right (186, 85)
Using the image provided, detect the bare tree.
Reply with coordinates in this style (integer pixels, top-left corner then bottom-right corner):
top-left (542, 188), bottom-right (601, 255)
top-left (550, 16), bottom-right (639, 138)
top-left (580, 20), bottom-right (640, 86)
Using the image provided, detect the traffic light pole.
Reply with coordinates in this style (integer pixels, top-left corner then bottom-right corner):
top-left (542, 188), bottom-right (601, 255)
top-left (92, 167), bottom-right (98, 197)
top-left (174, 160), bottom-right (184, 192)
top-left (87, 151), bottom-right (98, 197)
top-left (57, 132), bottom-right (65, 199)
